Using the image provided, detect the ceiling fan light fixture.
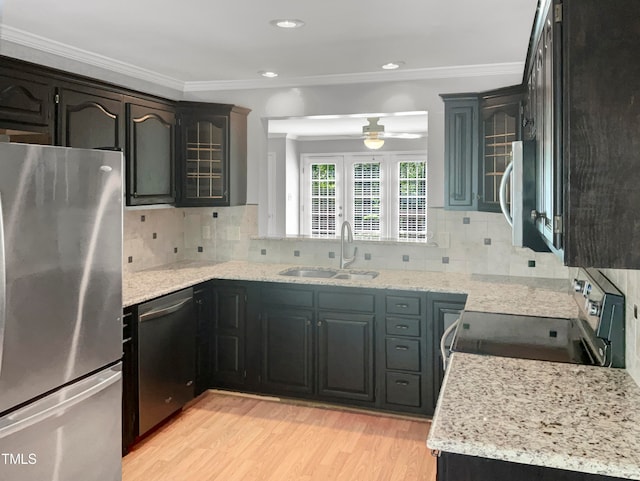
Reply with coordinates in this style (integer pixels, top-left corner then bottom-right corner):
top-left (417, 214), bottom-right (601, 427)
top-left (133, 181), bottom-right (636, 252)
top-left (364, 134), bottom-right (385, 150)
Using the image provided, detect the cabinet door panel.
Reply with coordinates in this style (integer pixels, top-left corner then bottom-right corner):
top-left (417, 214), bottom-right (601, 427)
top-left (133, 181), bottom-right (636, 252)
top-left (211, 286), bottom-right (246, 386)
top-left (58, 87), bottom-right (124, 149)
top-left (317, 312), bottom-right (374, 402)
top-left (126, 102), bottom-right (175, 205)
top-left (261, 308), bottom-right (313, 394)
top-left (0, 73), bottom-right (52, 129)
top-left (444, 98), bottom-right (478, 209)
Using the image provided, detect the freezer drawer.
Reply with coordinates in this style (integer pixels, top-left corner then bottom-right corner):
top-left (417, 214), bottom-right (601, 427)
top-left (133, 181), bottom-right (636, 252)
top-left (0, 364), bottom-right (122, 481)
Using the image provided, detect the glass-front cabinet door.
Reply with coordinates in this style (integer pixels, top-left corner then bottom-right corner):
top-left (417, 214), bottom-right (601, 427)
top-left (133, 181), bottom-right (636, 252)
top-left (183, 116), bottom-right (227, 203)
top-left (478, 88), bottom-right (522, 212)
top-left (176, 103), bottom-right (249, 207)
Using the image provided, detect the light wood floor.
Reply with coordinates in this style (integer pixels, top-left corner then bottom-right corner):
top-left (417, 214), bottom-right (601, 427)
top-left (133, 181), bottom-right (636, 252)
top-left (122, 391), bottom-right (436, 481)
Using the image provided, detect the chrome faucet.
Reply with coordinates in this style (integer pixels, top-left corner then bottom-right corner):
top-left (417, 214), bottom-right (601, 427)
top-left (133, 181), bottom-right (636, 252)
top-left (340, 220), bottom-right (357, 269)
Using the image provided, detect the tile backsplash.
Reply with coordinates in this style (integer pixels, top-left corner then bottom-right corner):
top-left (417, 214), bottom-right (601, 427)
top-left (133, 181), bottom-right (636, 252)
top-left (248, 208), bottom-right (569, 279)
top-left (123, 205), bottom-right (258, 273)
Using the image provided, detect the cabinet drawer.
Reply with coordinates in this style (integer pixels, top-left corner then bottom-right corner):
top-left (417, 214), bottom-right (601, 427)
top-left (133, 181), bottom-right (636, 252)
top-left (318, 291), bottom-right (375, 312)
top-left (386, 295), bottom-right (421, 315)
top-left (385, 317), bottom-right (420, 337)
top-left (386, 372), bottom-right (421, 407)
top-left (261, 287), bottom-right (314, 308)
top-left (386, 338), bottom-right (420, 371)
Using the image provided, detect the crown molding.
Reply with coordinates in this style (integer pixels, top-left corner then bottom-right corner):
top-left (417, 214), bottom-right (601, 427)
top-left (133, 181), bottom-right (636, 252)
top-left (183, 62), bottom-right (524, 92)
top-left (0, 25), bottom-right (523, 94)
top-left (0, 25), bottom-right (185, 91)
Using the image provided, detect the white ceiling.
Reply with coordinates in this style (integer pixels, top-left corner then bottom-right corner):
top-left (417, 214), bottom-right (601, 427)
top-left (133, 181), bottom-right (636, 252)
top-left (1, 0), bottom-right (538, 90)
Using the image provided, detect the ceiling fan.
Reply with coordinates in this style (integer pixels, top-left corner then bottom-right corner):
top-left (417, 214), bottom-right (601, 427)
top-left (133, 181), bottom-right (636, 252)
top-left (361, 117), bottom-right (423, 150)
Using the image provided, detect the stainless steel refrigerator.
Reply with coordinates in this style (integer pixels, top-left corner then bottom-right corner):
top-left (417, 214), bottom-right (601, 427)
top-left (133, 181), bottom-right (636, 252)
top-left (0, 143), bottom-right (123, 481)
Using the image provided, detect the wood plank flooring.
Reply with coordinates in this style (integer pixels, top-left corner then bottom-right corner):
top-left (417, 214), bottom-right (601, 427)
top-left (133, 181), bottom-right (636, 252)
top-left (122, 391), bottom-right (436, 481)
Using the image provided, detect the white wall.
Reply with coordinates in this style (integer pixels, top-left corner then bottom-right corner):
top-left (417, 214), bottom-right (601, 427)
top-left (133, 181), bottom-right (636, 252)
top-left (183, 74), bottom-right (522, 236)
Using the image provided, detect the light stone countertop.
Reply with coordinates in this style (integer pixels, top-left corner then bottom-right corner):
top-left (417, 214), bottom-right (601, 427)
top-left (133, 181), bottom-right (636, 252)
top-left (427, 353), bottom-right (640, 480)
top-left (123, 260), bottom-right (577, 318)
top-left (124, 260), bottom-right (638, 478)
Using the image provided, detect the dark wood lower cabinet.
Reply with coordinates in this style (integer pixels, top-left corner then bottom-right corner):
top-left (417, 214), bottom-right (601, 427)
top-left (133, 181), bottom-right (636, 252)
top-left (261, 307), bottom-right (314, 394)
top-left (317, 312), bottom-right (374, 402)
top-left (437, 452), bottom-right (630, 481)
top-left (210, 283), bottom-right (247, 388)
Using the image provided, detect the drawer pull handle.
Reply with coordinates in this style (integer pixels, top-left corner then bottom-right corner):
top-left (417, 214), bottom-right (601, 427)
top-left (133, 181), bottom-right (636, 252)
top-left (164, 397), bottom-right (173, 404)
top-left (122, 337), bottom-right (132, 344)
top-left (395, 380), bottom-right (410, 386)
top-left (395, 303), bottom-right (409, 309)
top-left (395, 345), bottom-right (409, 351)
top-left (396, 324), bottom-right (409, 329)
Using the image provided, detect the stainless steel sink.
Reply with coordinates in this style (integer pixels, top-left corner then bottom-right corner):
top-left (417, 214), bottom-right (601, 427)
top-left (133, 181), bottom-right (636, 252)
top-left (279, 267), bottom-right (338, 278)
top-left (279, 267), bottom-right (378, 281)
top-left (333, 271), bottom-right (379, 280)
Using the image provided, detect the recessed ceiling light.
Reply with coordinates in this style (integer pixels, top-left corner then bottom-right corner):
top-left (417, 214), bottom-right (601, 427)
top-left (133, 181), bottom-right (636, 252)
top-left (382, 61), bottom-right (405, 70)
top-left (270, 19), bottom-right (305, 29)
top-left (259, 71), bottom-right (278, 78)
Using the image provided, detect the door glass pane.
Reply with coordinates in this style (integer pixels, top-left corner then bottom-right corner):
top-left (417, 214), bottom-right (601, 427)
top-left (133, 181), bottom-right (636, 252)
top-left (68, 104), bottom-right (117, 149)
top-left (185, 119), bottom-right (225, 199)
top-left (310, 163), bottom-right (336, 237)
top-left (135, 117), bottom-right (171, 196)
top-left (353, 162), bottom-right (381, 239)
top-left (398, 161), bottom-right (427, 241)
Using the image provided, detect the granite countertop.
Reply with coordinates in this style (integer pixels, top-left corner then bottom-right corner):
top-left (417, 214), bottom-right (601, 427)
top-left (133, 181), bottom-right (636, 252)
top-left (123, 260), bottom-right (577, 318)
top-left (427, 353), bottom-right (640, 480)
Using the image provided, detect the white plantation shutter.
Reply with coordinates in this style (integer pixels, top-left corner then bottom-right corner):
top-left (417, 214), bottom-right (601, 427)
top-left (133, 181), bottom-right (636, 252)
top-left (310, 163), bottom-right (337, 237)
top-left (352, 162), bottom-right (381, 239)
top-left (301, 152), bottom-right (427, 240)
top-left (397, 160), bottom-right (427, 240)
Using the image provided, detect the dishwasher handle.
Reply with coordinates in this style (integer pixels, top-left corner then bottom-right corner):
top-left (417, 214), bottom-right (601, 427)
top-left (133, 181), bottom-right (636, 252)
top-left (139, 297), bottom-right (193, 323)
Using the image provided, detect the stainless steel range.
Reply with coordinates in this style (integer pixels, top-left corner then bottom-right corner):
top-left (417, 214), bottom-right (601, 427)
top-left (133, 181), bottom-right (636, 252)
top-left (445, 268), bottom-right (625, 368)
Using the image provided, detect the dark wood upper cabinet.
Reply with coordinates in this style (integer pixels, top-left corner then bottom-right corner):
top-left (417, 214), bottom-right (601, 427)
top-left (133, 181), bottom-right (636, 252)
top-left (522, 0), bottom-right (640, 268)
top-left (442, 95), bottom-right (479, 210)
top-left (478, 87), bottom-right (523, 213)
top-left (0, 69), bottom-right (54, 143)
top-left (57, 86), bottom-right (124, 150)
top-left (176, 103), bottom-right (250, 207)
top-left (442, 88), bottom-right (523, 213)
top-left (125, 99), bottom-right (176, 206)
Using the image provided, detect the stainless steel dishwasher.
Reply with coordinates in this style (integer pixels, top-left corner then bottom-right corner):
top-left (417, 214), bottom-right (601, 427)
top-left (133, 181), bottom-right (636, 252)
top-left (138, 287), bottom-right (196, 436)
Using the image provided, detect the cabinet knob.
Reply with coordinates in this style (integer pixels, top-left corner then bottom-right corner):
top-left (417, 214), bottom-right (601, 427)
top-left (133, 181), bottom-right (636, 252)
top-left (317, 321), bottom-right (322, 327)
top-left (186, 380), bottom-right (194, 387)
top-left (164, 397), bottom-right (173, 404)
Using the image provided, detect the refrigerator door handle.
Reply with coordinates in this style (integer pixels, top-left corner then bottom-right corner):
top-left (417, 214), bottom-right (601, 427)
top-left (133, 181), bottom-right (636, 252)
top-left (0, 367), bottom-right (121, 439)
top-left (499, 160), bottom-right (514, 228)
top-left (0, 191), bottom-right (5, 377)
top-left (139, 297), bottom-right (192, 323)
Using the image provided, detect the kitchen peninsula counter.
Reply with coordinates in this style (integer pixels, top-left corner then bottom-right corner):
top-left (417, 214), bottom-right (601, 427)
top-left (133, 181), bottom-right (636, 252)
top-left (123, 260), bottom-right (577, 318)
top-left (427, 353), bottom-right (640, 480)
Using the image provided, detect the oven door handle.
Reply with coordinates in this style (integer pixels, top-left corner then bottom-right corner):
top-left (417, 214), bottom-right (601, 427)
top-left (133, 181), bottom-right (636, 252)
top-left (440, 317), bottom-right (461, 371)
top-left (499, 160), bottom-right (514, 228)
